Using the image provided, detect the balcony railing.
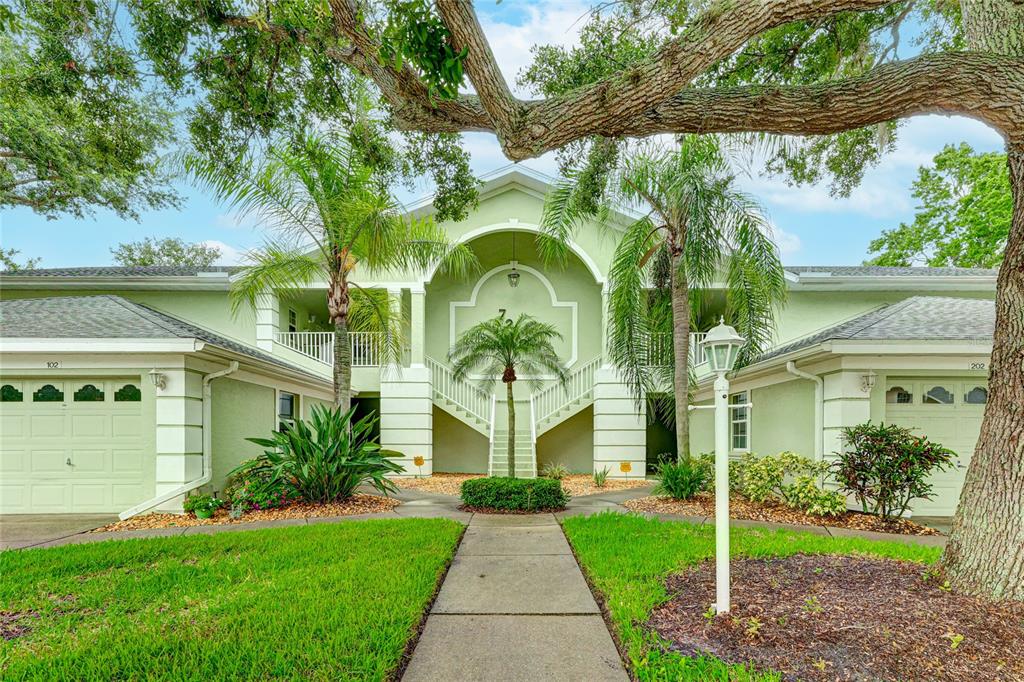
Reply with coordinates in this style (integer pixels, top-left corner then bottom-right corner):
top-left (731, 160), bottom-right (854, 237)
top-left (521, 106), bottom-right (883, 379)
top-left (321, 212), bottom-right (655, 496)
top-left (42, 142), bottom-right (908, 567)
top-left (274, 331), bottom-right (383, 367)
top-left (647, 332), bottom-right (709, 367)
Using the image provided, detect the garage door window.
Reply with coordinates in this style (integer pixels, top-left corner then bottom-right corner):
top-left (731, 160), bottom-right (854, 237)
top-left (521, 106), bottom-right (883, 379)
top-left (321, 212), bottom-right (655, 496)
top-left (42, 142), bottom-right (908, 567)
top-left (923, 385), bottom-right (954, 405)
top-left (74, 384), bottom-right (105, 401)
top-left (33, 384), bottom-right (64, 402)
top-left (114, 384), bottom-right (142, 402)
top-left (886, 386), bottom-right (913, 404)
top-left (1, 384), bottom-right (23, 401)
top-left (964, 386), bottom-right (988, 404)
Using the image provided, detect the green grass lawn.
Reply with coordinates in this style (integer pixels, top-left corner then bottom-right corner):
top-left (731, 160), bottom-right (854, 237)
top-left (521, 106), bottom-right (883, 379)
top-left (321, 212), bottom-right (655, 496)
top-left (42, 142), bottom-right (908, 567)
top-left (0, 519), bottom-right (463, 681)
top-left (561, 512), bottom-right (942, 681)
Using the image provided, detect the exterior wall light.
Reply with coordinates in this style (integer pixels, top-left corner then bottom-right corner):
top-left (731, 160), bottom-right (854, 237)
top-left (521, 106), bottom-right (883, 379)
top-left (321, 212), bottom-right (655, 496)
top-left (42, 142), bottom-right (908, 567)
top-left (507, 233), bottom-right (520, 288)
top-left (861, 371), bottom-right (877, 393)
top-left (148, 369), bottom-right (167, 391)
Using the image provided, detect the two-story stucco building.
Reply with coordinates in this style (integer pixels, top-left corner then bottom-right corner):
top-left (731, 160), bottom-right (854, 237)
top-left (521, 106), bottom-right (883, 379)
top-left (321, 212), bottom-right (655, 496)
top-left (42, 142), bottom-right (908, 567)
top-left (0, 167), bottom-right (996, 518)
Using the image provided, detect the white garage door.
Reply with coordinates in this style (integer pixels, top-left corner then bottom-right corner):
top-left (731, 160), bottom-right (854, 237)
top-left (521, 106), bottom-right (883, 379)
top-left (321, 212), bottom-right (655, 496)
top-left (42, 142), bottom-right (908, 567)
top-left (0, 378), bottom-right (152, 513)
top-left (884, 377), bottom-right (987, 516)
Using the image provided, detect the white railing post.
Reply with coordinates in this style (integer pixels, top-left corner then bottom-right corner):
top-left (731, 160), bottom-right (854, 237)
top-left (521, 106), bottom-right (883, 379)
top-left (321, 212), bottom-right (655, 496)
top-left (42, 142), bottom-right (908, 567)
top-left (274, 331), bottom-right (385, 367)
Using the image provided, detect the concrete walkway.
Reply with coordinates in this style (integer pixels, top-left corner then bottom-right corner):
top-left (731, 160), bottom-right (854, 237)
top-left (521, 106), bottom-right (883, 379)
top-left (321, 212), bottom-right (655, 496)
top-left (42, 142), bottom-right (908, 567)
top-left (402, 513), bottom-right (628, 681)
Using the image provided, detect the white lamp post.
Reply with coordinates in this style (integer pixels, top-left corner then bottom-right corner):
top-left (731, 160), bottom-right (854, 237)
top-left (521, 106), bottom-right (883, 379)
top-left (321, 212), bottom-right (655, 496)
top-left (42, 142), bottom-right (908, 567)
top-left (701, 318), bottom-right (746, 614)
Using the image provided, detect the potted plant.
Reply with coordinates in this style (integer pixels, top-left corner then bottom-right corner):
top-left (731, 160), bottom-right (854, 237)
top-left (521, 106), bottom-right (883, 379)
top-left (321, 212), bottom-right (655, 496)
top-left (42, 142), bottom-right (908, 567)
top-left (183, 493), bottom-right (223, 519)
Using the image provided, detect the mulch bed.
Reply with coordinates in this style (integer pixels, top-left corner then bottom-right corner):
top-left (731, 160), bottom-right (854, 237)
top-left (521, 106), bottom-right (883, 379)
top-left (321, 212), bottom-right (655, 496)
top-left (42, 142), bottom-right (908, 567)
top-left (648, 554), bottom-right (1024, 681)
top-left (624, 493), bottom-right (939, 536)
top-left (394, 472), bottom-right (651, 498)
top-left (92, 495), bottom-right (400, 532)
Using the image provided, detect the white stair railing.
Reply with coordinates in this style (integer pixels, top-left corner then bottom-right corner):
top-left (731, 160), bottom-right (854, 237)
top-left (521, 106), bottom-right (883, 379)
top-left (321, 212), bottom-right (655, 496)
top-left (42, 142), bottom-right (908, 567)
top-left (532, 356), bottom-right (602, 426)
top-left (426, 356), bottom-right (492, 423)
top-left (487, 395), bottom-right (496, 476)
top-left (274, 331), bottom-right (383, 366)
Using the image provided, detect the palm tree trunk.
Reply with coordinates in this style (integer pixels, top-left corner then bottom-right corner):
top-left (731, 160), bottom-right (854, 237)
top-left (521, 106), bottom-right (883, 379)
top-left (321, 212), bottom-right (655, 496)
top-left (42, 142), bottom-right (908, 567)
top-left (506, 381), bottom-right (516, 478)
top-left (334, 316), bottom-right (352, 411)
top-left (670, 251), bottom-right (691, 461)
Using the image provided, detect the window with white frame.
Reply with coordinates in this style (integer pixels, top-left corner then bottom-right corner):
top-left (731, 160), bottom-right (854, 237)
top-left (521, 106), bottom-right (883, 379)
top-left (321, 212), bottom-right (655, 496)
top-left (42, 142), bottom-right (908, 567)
top-left (730, 391), bottom-right (750, 451)
top-left (278, 391), bottom-right (298, 431)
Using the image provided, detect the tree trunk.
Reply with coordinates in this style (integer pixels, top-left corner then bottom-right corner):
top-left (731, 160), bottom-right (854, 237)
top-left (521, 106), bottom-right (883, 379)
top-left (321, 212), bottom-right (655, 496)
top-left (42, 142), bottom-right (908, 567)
top-left (670, 246), bottom-right (692, 461)
top-left (333, 315), bottom-right (352, 412)
top-left (942, 142), bottom-right (1024, 600)
top-left (506, 381), bottom-right (516, 478)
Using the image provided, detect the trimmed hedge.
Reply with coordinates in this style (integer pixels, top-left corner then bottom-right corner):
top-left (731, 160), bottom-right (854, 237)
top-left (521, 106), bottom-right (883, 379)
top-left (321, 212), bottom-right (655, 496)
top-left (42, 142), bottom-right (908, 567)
top-left (461, 476), bottom-right (569, 511)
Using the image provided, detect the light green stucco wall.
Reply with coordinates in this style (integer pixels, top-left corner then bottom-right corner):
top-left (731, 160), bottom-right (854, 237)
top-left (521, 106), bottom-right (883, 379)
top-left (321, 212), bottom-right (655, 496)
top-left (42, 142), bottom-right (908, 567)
top-left (536, 406), bottom-right (593, 473)
top-left (688, 401), bottom-right (715, 455)
top-left (425, 230), bottom-right (603, 369)
top-left (0, 289), bottom-right (257, 345)
top-left (210, 377), bottom-right (275, 491)
top-left (432, 406), bottom-right (489, 473)
top-left (750, 379), bottom-right (816, 456)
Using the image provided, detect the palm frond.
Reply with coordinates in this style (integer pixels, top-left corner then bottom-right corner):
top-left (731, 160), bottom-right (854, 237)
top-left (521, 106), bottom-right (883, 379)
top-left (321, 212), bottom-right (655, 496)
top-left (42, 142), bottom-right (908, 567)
top-left (229, 243), bottom-right (325, 316)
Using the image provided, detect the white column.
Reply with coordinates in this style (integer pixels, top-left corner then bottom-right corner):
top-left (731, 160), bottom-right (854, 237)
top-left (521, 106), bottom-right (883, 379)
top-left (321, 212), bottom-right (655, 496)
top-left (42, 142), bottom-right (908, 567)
top-left (410, 287), bottom-right (426, 367)
top-left (153, 368), bottom-right (204, 512)
top-left (822, 370), bottom-right (873, 461)
top-left (600, 282), bottom-right (610, 367)
top-left (592, 367), bottom-right (646, 478)
top-left (254, 290), bottom-right (279, 352)
top-left (380, 367), bottom-right (433, 477)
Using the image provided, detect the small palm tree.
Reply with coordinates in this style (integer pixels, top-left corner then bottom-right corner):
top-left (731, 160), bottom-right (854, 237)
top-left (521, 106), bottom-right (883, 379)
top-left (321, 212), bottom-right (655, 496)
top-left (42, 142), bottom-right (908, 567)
top-left (449, 314), bottom-right (568, 478)
top-left (188, 131), bottom-right (476, 409)
top-left (541, 136), bottom-right (786, 460)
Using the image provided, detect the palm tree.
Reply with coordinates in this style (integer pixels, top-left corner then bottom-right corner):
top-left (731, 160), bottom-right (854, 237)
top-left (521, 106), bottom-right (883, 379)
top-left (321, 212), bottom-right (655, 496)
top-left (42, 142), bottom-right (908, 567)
top-left (449, 314), bottom-right (568, 478)
top-left (540, 136), bottom-right (786, 460)
top-left (188, 131), bottom-right (476, 409)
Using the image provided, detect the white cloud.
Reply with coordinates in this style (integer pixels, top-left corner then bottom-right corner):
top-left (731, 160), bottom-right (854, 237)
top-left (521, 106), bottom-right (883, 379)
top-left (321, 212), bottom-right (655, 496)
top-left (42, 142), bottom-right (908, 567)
top-left (200, 240), bottom-right (246, 266)
top-left (765, 222), bottom-right (802, 256)
top-left (214, 211), bottom-right (260, 231)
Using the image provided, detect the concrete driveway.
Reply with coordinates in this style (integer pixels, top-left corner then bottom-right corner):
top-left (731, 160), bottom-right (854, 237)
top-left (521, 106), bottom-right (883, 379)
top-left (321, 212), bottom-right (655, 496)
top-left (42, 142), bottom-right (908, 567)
top-left (0, 514), bottom-right (117, 550)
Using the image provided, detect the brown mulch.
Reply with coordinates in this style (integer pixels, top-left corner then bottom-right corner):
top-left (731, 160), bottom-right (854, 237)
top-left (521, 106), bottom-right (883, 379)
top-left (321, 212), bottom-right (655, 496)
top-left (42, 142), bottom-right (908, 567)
top-left (559, 474), bottom-right (651, 497)
top-left (92, 495), bottom-right (400, 532)
top-left (648, 554), bottom-right (1024, 681)
top-left (393, 472), bottom-right (651, 498)
top-left (624, 493), bottom-right (940, 536)
top-left (393, 472), bottom-right (485, 496)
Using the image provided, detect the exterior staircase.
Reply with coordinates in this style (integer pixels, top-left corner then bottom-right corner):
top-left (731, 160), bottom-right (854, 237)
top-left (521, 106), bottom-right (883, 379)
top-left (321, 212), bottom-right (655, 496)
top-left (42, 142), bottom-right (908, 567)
top-left (425, 356), bottom-right (603, 478)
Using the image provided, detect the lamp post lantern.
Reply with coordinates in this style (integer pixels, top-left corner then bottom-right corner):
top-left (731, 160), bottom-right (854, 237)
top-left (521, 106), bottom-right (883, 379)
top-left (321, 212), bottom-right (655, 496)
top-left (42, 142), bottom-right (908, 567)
top-left (701, 318), bottom-right (746, 614)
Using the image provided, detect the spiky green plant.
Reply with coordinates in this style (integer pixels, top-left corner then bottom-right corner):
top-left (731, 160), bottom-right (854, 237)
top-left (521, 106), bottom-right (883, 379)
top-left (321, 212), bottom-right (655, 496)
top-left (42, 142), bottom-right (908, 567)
top-left (448, 314), bottom-right (568, 478)
top-left (539, 136), bottom-right (786, 460)
top-left (187, 130), bottom-right (477, 409)
top-left (244, 404), bottom-right (403, 503)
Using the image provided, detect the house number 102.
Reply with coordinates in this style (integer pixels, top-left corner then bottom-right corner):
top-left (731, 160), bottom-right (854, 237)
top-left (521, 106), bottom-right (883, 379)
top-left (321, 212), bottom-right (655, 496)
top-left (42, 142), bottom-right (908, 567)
top-left (46, 361), bottom-right (61, 369)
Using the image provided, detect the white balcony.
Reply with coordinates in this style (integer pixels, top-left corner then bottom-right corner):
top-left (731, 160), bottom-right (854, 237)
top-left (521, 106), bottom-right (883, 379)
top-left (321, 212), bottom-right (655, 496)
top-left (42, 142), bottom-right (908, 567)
top-left (647, 332), bottom-right (709, 367)
top-left (274, 331), bottom-right (383, 367)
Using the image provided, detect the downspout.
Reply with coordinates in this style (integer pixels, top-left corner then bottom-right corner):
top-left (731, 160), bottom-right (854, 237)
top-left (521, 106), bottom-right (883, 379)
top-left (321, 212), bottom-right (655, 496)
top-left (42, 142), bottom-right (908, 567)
top-left (119, 361), bottom-right (239, 520)
top-left (786, 361), bottom-right (823, 461)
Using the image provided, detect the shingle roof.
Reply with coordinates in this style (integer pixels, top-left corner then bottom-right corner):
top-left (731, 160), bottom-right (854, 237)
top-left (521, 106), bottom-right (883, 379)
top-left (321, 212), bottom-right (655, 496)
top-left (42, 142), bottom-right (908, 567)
top-left (785, 265), bottom-right (997, 277)
top-left (758, 296), bottom-right (995, 362)
top-left (0, 295), bottom-right (327, 381)
top-left (0, 266), bottom-right (237, 277)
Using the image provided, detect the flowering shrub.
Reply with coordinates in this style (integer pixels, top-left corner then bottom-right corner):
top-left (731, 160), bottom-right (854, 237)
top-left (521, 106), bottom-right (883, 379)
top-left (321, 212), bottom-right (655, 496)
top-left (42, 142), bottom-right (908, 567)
top-left (183, 493), bottom-right (223, 516)
top-left (835, 422), bottom-right (955, 521)
top-left (224, 458), bottom-right (297, 515)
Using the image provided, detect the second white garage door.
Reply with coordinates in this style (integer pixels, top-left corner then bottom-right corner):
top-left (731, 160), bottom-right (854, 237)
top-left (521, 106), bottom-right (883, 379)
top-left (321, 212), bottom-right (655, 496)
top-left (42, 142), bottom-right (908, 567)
top-left (0, 378), bottom-right (154, 513)
top-left (884, 376), bottom-right (987, 516)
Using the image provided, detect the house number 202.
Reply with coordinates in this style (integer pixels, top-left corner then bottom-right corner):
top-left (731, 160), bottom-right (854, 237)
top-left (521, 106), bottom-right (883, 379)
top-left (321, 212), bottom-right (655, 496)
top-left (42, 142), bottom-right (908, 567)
top-left (970, 362), bottom-right (986, 370)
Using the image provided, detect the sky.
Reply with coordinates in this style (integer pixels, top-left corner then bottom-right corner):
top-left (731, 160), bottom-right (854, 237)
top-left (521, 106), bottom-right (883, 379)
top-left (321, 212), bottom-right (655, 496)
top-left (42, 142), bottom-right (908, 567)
top-left (0, 2), bottom-right (1008, 269)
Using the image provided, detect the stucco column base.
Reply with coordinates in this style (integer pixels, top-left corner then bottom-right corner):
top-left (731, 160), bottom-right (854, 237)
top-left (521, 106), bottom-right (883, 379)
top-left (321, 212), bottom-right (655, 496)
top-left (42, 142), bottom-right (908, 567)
top-left (592, 368), bottom-right (646, 479)
top-left (381, 366), bottom-right (434, 477)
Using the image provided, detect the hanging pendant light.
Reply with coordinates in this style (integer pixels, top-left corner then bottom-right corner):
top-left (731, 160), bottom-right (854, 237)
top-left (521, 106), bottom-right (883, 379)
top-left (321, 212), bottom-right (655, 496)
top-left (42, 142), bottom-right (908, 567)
top-left (507, 233), bottom-right (520, 288)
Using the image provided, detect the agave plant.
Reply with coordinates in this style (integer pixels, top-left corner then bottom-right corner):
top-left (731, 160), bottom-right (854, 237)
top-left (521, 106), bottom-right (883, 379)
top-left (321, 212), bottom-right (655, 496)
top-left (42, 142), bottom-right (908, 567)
top-left (245, 404), bottom-right (404, 503)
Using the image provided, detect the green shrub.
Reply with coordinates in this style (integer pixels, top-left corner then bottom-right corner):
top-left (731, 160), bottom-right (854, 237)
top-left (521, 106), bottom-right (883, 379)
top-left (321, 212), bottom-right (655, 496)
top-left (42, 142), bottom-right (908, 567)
top-left (183, 493), bottom-right (222, 516)
top-left (593, 466), bottom-right (610, 488)
top-left (541, 462), bottom-right (569, 480)
top-left (696, 453), bottom-right (745, 493)
top-left (835, 421), bottom-right (955, 521)
top-left (737, 451), bottom-right (846, 517)
top-left (461, 477), bottom-right (568, 511)
top-left (224, 458), bottom-right (298, 515)
top-left (653, 458), bottom-right (711, 500)
top-left (245, 405), bottom-right (404, 503)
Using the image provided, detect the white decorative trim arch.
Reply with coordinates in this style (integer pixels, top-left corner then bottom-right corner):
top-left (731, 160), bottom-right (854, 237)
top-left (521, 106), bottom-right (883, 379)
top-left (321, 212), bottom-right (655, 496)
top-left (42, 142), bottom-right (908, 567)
top-left (426, 221), bottom-right (606, 285)
top-left (449, 263), bottom-right (578, 368)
